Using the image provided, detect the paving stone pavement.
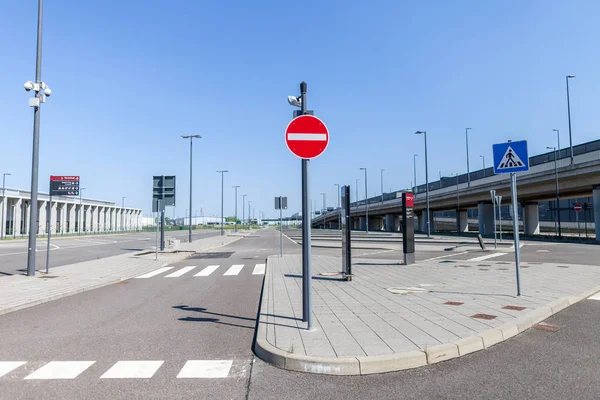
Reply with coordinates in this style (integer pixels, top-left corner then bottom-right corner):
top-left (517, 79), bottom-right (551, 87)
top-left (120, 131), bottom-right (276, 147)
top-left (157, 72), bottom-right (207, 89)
top-left (0, 232), bottom-right (250, 316)
top-left (254, 254), bottom-right (600, 375)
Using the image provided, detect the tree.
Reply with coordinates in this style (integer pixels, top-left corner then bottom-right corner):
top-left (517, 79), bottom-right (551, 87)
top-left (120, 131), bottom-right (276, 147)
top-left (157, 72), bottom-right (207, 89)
top-left (225, 216), bottom-right (237, 222)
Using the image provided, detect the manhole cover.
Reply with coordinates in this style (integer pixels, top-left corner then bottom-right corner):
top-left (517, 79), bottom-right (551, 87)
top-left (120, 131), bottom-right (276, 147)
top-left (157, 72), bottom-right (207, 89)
top-left (444, 301), bottom-right (464, 306)
top-left (503, 305), bottom-right (526, 311)
top-left (471, 313), bottom-right (497, 320)
top-left (189, 252), bottom-right (235, 259)
top-left (387, 287), bottom-right (428, 295)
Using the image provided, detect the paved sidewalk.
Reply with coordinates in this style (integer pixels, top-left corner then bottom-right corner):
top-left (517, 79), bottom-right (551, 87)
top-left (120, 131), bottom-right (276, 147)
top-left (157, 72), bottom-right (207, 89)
top-left (0, 232), bottom-right (249, 316)
top-left (254, 254), bottom-right (600, 375)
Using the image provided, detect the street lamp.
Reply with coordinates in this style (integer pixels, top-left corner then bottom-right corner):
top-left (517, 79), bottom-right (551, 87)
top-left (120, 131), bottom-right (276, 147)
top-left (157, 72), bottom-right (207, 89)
top-left (566, 75), bottom-right (576, 165)
top-left (552, 129), bottom-right (560, 151)
top-left (438, 170), bottom-right (442, 181)
top-left (413, 154), bottom-right (418, 194)
top-left (121, 196), bottom-right (126, 232)
top-left (415, 131), bottom-right (430, 238)
top-left (1, 173), bottom-right (11, 240)
top-left (232, 185), bottom-right (240, 232)
top-left (465, 128), bottom-right (472, 187)
top-left (320, 192), bottom-right (326, 214)
top-left (480, 155), bottom-right (485, 169)
top-left (248, 201), bottom-right (252, 227)
top-left (380, 169), bottom-right (385, 204)
top-left (79, 188), bottom-right (86, 235)
top-left (217, 170), bottom-right (229, 236)
top-left (25, 0), bottom-right (52, 277)
top-left (452, 173), bottom-right (460, 233)
top-left (181, 134), bottom-right (201, 242)
top-left (242, 194), bottom-right (247, 229)
top-left (547, 146), bottom-right (561, 238)
top-left (355, 179), bottom-right (359, 209)
top-left (359, 167), bottom-right (368, 233)
top-left (334, 183), bottom-right (341, 230)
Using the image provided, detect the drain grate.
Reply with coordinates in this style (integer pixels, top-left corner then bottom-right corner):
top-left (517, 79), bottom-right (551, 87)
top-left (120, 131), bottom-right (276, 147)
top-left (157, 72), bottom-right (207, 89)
top-left (189, 252), bottom-right (235, 259)
top-left (444, 301), bottom-right (464, 306)
top-left (503, 305), bottom-right (526, 311)
top-left (471, 313), bottom-right (497, 320)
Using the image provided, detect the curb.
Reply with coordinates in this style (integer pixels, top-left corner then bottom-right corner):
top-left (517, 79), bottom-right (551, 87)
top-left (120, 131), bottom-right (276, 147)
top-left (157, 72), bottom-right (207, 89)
top-left (253, 258), bottom-right (600, 376)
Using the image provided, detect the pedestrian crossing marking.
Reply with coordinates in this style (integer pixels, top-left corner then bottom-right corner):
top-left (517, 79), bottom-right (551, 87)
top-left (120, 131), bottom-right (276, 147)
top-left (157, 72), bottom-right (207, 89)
top-left (1, 360), bottom-right (238, 380)
top-left (589, 292), bottom-right (600, 301)
top-left (176, 360), bottom-right (232, 378)
top-left (252, 263), bottom-right (266, 275)
top-left (497, 146), bottom-right (525, 170)
top-left (165, 266), bottom-right (196, 278)
top-left (0, 362), bottom-right (26, 378)
top-left (195, 265), bottom-right (220, 277)
top-left (24, 361), bottom-right (95, 380)
top-left (100, 360), bottom-right (164, 379)
top-left (223, 264), bottom-right (244, 276)
top-left (135, 267), bottom-right (174, 279)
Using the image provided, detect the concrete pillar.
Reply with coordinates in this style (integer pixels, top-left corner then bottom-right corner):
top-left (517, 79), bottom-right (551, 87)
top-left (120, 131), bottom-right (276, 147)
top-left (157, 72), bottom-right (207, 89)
top-left (359, 216), bottom-right (366, 231)
top-left (23, 201), bottom-right (30, 235)
top-left (13, 199), bottom-right (22, 236)
top-left (0, 194), bottom-right (6, 236)
top-left (523, 202), bottom-right (540, 235)
top-left (68, 204), bottom-right (76, 233)
top-left (385, 214), bottom-right (394, 232)
top-left (109, 208), bottom-right (115, 231)
top-left (478, 202), bottom-right (494, 235)
top-left (37, 201), bottom-right (46, 235)
top-left (458, 209), bottom-right (469, 233)
top-left (594, 186), bottom-right (600, 242)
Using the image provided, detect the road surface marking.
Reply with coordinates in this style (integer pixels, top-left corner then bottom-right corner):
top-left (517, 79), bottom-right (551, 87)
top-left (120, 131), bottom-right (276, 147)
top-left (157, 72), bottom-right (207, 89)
top-left (589, 293), bottom-right (600, 301)
top-left (177, 360), bottom-right (233, 378)
top-left (100, 361), bottom-right (164, 379)
top-left (0, 362), bottom-right (26, 378)
top-left (468, 253), bottom-right (508, 261)
top-left (423, 251), bottom-right (469, 261)
top-left (24, 361), bottom-right (95, 380)
top-left (165, 266), bottom-right (196, 278)
top-left (224, 264), bottom-right (244, 276)
top-left (135, 267), bottom-right (174, 279)
top-left (195, 265), bottom-right (220, 276)
top-left (252, 264), bottom-right (266, 275)
top-left (287, 133), bottom-right (327, 141)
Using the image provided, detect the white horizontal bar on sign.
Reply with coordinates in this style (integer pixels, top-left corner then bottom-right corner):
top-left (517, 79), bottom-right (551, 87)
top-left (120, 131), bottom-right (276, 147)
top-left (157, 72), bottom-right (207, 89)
top-left (287, 133), bottom-right (327, 141)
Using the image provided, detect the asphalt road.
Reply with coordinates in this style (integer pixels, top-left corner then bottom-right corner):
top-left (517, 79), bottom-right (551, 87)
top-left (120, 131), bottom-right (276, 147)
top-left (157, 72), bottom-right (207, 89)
top-left (2, 228), bottom-right (600, 399)
top-left (0, 230), bottom-right (220, 277)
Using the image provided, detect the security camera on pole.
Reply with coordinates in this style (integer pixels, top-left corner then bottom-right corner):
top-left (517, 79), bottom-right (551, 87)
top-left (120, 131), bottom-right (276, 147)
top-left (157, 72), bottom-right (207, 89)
top-left (286, 82), bottom-right (329, 330)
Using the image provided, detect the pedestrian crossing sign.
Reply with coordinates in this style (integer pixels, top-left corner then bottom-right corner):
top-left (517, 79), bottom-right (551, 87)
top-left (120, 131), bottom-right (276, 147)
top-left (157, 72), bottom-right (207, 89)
top-left (493, 140), bottom-right (529, 174)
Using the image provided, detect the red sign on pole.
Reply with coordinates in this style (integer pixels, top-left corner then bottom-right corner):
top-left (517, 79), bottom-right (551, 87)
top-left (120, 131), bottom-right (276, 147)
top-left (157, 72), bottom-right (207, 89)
top-left (285, 115), bottom-right (329, 159)
top-left (405, 193), bottom-right (414, 207)
top-left (50, 176), bottom-right (79, 181)
top-left (574, 203), bottom-right (582, 212)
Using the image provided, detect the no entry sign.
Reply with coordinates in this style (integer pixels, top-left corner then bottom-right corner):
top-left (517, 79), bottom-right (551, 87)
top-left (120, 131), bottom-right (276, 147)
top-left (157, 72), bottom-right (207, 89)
top-left (574, 203), bottom-right (582, 212)
top-left (285, 115), bottom-right (329, 159)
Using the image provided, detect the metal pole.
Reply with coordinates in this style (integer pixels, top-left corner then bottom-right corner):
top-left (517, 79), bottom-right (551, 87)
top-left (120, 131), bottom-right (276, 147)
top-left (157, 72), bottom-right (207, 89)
top-left (380, 169), bottom-right (384, 204)
top-left (498, 196), bottom-right (503, 241)
top-left (413, 154), bottom-right (417, 194)
top-left (491, 190), bottom-right (497, 249)
top-left (1, 173), bottom-right (9, 240)
top-left (242, 195), bottom-right (246, 229)
top-left (45, 193), bottom-right (51, 273)
top-left (280, 205), bottom-right (283, 257)
top-left (26, 0), bottom-right (44, 277)
top-left (566, 75), bottom-right (575, 165)
top-left (510, 173), bottom-right (521, 296)
top-left (79, 190), bottom-right (83, 235)
top-left (466, 128), bottom-right (471, 187)
top-left (364, 169), bottom-right (368, 233)
top-left (155, 209), bottom-right (158, 260)
top-left (299, 81), bottom-right (312, 329)
top-left (121, 197), bottom-right (126, 233)
top-left (189, 137), bottom-right (193, 242)
top-left (553, 148), bottom-right (561, 238)
top-left (233, 186), bottom-right (239, 232)
top-left (217, 170), bottom-right (228, 236)
top-left (577, 209), bottom-right (581, 239)
top-left (424, 132), bottom-right (430, 237)
top-left (355, 180), bottom-right (359, 209)
top-left (248, 201), bottom-right (251, 227)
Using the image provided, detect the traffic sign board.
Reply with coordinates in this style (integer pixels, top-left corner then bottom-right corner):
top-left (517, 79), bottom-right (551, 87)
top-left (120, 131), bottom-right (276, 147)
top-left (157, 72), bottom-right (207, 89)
top-left (493, 141), bottom-right (529, 174)
top-left (49, 175), bottom-right (80, 196)
top-left (285, 115), bottom-right (329, 159)
top-left (574, 203), bottom-right (582, 212)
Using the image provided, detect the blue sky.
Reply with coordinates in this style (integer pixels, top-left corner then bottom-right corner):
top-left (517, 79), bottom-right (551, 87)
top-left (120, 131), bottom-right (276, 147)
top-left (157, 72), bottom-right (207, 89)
top-left (1, 0), bottom-right (598, 219)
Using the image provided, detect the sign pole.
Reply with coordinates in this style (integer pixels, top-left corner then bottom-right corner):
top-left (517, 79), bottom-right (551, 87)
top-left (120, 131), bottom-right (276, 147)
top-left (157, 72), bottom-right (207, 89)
top-left (280, 204), bottom-right (283, 257)
top-left (299, 81), bottom-right (312, 330)
top-left (510, 172), bottom-right (521, 296)
top-left (498, 196), bottom-right (503, 241)
top-left (45, 192), bottom-right (52, 274)
top-left (577, 209), bottom-right (581, 239)
top-left (491, 190), bottom-right (497, 249)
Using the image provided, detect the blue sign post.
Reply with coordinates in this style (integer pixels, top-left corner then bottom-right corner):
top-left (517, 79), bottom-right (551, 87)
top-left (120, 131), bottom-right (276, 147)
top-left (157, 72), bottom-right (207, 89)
top-left (493, 140), bottom-right (529, 296)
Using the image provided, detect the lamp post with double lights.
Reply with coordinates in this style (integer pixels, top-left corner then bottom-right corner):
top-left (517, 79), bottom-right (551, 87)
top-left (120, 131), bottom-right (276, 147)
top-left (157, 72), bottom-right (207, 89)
top-left (217, 170), bottom-right (229, 236)
top-left (181, 134), bottom-right (201, 242)
top-left (547, 146), bottom-right (561, 238)
top-left (566, 75), bottom-right (576, 165)
top-left (415, 131), bottom-right (430, 237)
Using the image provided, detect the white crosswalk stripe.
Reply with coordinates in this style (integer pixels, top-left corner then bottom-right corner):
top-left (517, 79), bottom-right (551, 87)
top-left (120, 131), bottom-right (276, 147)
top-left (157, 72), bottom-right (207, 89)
top-left (468, 253), bottom-right (508, 261)
top-left (195, 265), bottom-right (220, 276)
top-left (1, 360), bottom-right (237, 380)
top-left (252, 263), bottom-right (266, 275)
top-left (177, 360), bottom-right (232, 378)
top-left (24, 361), bottom-right (95, 380)
top-left (223, 264), bottom-right (244, 276)
top-left (0, 362), bottom-right (26, 378)
top-left (165, 266), bottom-right (196, 278)
top-left (100, 360), bottom-right (164, 379)
top-left (135, 267), bottom-right (174, 279)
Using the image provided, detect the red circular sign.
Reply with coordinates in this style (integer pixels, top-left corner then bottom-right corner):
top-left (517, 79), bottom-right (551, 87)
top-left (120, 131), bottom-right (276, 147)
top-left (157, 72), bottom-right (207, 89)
top-left (285, 115), bottom-right (329, 159)
top-left (574, 203), bottom-right (582, 212)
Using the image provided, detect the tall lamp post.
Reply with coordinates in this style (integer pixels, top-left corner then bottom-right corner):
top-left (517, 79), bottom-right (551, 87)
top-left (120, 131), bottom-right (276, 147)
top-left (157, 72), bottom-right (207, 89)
top-left (320, 192), bottom-right (326, 214)
top-left (217, 170), bottom-right (229, 236)
top-left (547, 146), bottom-right (561, 238)
top-left (121, 196), bottom-right (126, 232)
top-left (1, 173), bottom-right (11, 240)
top-left (465, 128), bottom-right (472, 187)
top-left (359, 167), bottom-right (368, 233)
top-left (355, 179), bottom-right (359, 209)
top-left (552, 129), bottom-right (560, 151)
top-left (334, 183), bottom-right (340, 230)
top-left (566, 75), bottom-right (576, 165)
top-left (452, 173), bottom-right (460, 233)
top-left (242, 194), bottom-right (247, 228)
top-left (79, 188), bottom-right (86, 235)
top-left (25, 0), bottom-right (52, 277)
top-left (415, 131), bottom-right (430, 237)
top-left (181, 134), bottom-right (201, 242)
top-left (232, 185), bottom-right (240, 232)
top-left (413, 154), bottom-right (418, 194)
top-left (380, 169), bottom-right (385, 204)
top-left (480, 155), bottom-right (485, 169)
